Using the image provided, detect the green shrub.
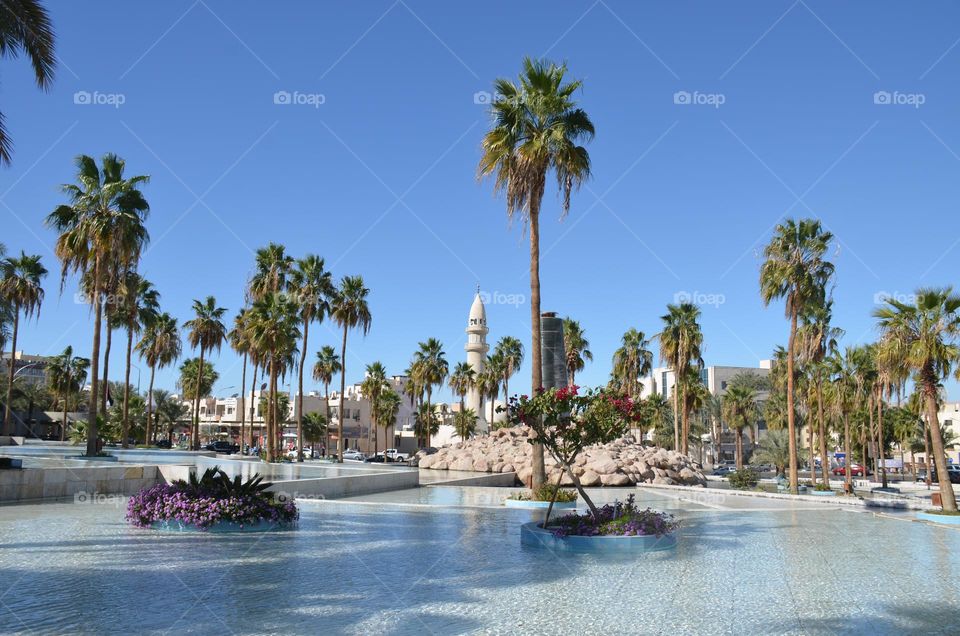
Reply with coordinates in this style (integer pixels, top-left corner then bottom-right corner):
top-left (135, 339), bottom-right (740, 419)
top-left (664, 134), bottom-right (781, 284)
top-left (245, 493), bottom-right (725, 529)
top-left (727, 468), bottom-right (759, 490)
top-left (508, 483), bottom-right (578, 502)
top-left (533, 483), bottom-right (577, 502)
top-left (814, 483), bottom-right (832, 492)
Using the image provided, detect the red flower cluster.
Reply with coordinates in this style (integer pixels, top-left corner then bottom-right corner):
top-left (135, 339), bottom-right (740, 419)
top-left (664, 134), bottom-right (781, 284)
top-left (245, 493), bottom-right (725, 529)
top-left (554, 384), bottom-right (580, 400)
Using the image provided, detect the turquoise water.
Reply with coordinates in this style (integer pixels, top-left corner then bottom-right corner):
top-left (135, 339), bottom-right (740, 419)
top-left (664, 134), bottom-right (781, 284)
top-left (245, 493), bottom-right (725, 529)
top-left (0, 494), bottom-right (958, 634)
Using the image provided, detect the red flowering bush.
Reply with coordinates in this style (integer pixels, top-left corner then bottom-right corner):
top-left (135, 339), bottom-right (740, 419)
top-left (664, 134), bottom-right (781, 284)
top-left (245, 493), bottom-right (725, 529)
top-left (505, 385), bottom-right (642, 522)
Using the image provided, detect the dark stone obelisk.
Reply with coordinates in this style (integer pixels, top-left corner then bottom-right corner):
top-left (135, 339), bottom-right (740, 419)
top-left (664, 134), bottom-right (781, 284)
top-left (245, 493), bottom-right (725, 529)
top-left (540, 312), bottom-right (569, 390)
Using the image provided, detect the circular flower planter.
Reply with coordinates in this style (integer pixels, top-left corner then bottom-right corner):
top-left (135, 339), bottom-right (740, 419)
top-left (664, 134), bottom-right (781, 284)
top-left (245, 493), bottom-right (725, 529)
top-left (150, 519), bottom-right (292, 533)
top-left (916, 511), bottom-right (960, 525)
top-left (504, 499), bottom-right (578, 511)
top-left (520, 521), bottom-right (677, 554)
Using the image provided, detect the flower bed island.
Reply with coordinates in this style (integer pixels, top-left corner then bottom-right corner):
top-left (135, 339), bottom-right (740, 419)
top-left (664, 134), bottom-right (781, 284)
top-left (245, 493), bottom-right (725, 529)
top-left (521, 495), bottom-right (679, 553)
top-left (127, 467), bottom-right (298, 532)
top-left (505, 386), bottom-right (680, 553)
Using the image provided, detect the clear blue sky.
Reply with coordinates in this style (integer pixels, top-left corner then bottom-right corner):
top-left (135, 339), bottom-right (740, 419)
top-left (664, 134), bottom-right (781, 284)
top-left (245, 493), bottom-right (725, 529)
top-left (3, 1), bottom-right (960, 401)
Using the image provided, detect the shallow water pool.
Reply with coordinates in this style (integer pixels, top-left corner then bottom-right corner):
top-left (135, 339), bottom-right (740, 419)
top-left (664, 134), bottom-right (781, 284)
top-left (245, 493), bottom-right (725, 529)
top-left (0, 497), bottom-right (957, 634)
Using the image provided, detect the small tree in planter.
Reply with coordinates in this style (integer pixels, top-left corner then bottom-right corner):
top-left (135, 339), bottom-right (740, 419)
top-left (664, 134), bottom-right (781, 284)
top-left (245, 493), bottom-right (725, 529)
top-left (505, 385), bottom-right (639, 525)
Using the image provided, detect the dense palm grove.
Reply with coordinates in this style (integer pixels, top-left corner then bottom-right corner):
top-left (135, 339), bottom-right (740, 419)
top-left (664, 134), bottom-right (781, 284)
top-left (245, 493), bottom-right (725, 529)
top-left (0, 18), bottom-right (957, 513)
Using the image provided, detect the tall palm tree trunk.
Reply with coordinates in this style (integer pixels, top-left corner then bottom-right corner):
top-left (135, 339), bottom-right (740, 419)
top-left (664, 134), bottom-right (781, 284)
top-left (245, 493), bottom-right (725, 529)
top-left (843, 413), bottom-right (852, 492)
top-left (60, 371), bottom-right (70, 442)
top-left (249, 363), bottom-right (258, 449)
top-left (86, 264), bottom-right (103, 457)
top-left (239, 353), bottom-right (246, 454)
top-left (296, 322), bottom-right (308, 462)
top-left (121, 328), bottom-right (133, 448)
top-left (102, 325), bottom-right (112, 414)
top-left (922, 371), bottom-right (958, 511)
top-left (922, 413), bottom-right (932, 487)
top-left (145, 364), bottom-right (156, 445)
top-left (807, 397), bottom-right (816, 486)
top-left (193, 347), bottom-right (205, 450)
top-left (2, 310), bottom-right (19, 435)
top-left (324, 381), bottom-right (330, 458)
top-left (877, 391), bottom-right (888, 488)
top-left (338, 325), bottom-right (348, 463)
top-left (681, 387), bottom-right (690, 455)
top-left (426, 388), bottom-right (434, 448)
top-left (672, 377), bottom-right (680, 451)
top-left (817, 386), bottom-right (830, 484)
top-left (528, 198), bottom-right (545, 489)
top-left (737, 428), bottom-right (743, 470)
top-left (786, 308), bottom-right (799, 494)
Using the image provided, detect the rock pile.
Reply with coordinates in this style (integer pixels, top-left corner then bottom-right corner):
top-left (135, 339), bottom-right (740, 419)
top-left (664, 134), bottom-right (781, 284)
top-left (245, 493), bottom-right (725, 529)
top-left (415, 426), bottom-right (706, 487)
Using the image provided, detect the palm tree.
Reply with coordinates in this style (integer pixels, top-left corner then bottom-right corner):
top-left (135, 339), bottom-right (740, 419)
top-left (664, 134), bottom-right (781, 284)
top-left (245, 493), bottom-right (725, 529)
top-left (1, 251), bottom-right (46, 434)
top-left (361, 361), bottom-right (388, 457)
top-left (562, 318), bottom-right (591, 386)
top-left (183, 296), bottom-right (227, 450)
top-left (301, 411), bottom-right (327, 453)
top-left (478, 57), bottom-right (595, 488)
top-left (722, 383), bottom-right (758, 470)
top-left (760, 218), bottom-right (834, 494)
top-left (0, 0), bottom-right (55, 165)
top-left (312, 345), bottom-right (341, 458)
top-left (153, 389), bottom-right (189, 445)
top-left (136, 312), bottom-right (180, 444)
top-left (493, 335), bottom-right (524, 403)
top-left (114, 272), bottom-right (158, 447)
top-left (751, 430), bottom-right (794, 477)
top-left (874, 287), bottom-right (960, 512)
top-left (372, 388), bottom-right (401, 457)
top-left (289, 255), bottom-right (332, 462)
top-left (330, 276), bottom-right (371, 462)
top-left (228, 309), bottom-right (250, 452)
top-left (246, 293), bottom-right (300, 462)
top-left (47, 154), bottom-right (150, 456)
top-left (454, 408), bottom-right (477, 441)
top-left (448, 361), bottom-right (476, 419)
top-left (47, 345), bottom-right (89, 441)
top-left (412, 338), bottom-right (448, 448)
top-left (613, 328), bottom-right (654, 400)
top-left (658, 304), bottom-right (704, 455)
top-left (797, 300), bottom-right (843, 485)
top-left (482, 354), bottom-right (503, 431)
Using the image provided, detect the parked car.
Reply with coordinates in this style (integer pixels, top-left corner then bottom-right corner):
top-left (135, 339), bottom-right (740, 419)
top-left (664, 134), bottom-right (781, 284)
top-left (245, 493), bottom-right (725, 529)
top-left (921, 465), bottom-right (960, 484)
top-left (154, 439), bottom-right (172, 449)
top-left (204, 441), bottom-right (238, 454)
top-left (342, 449), bottom-right (365, 461)
top-left (364, 454), bottom-right (385, 463)
top-left (383, 449), bottom-right (410, 462)
top-left (713, 465), bottom-right (736, 476)
top-left (285, 448), bottom-right (318, 460)
top-left (832, 464), bottom-right (870, 477)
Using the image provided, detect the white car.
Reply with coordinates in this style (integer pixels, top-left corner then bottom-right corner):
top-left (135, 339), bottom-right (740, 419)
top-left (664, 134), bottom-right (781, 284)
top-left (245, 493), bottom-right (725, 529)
top-left (383, 449), bottom-right (409, 462)
top-left (342, 449), bottom-right (365, 461)
top-left (285, 448), bottom-right (317, 460)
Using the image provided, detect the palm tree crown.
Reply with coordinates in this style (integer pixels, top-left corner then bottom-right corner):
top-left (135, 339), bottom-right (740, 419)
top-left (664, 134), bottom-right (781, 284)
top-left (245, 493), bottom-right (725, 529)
top-left (0, 0), bottom-right (55, 165)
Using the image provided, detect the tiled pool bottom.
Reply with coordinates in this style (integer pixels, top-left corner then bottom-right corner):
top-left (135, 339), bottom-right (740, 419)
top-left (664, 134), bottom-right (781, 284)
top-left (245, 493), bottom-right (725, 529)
top-left (0, 501), bottom-right (958, 635)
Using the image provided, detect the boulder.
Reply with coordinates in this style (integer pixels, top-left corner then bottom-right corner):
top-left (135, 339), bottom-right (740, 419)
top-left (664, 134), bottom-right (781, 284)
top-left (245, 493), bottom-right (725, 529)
top-left (579, 470), bottom-right (601, 487)
top-left (600, 472), bottom-right (631, 486)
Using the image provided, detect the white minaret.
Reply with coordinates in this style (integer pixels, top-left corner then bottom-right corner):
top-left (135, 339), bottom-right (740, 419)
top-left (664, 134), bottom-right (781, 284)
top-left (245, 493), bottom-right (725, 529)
top-left (465, 289), bottom-right (489, 430)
